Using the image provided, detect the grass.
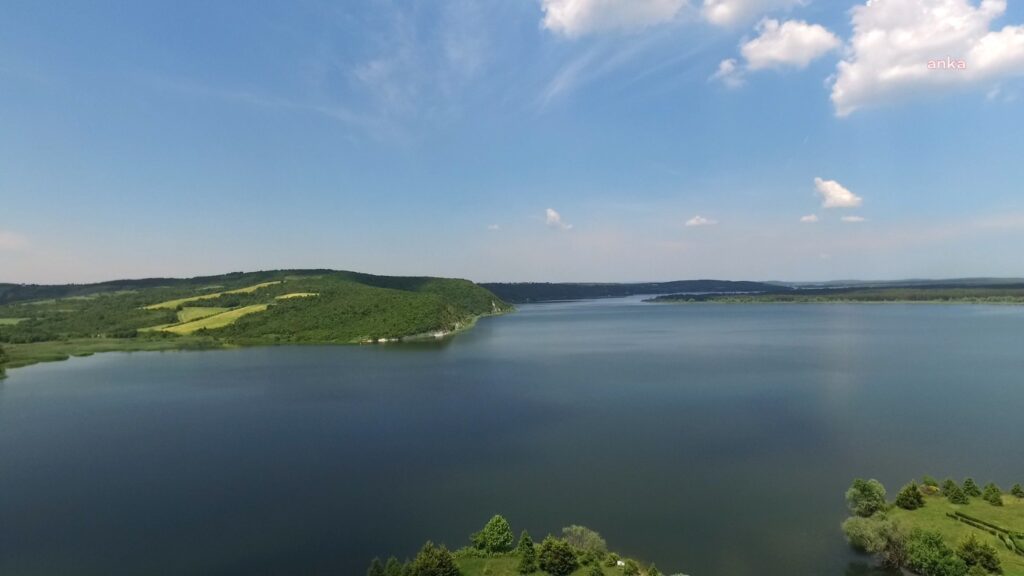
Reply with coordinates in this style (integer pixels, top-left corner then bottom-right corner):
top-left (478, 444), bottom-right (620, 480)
top-left (176, 307), bottom-right (230, 322)
top-left (162, 305), bottom-right (269, 335)
top-left (144, 281), bottom-right (282, 310)
top-left (275, 292), bottom-right (318, 300)
top-left (455, 555), bottom-right (624, 576)
top-left (890, 492), bottom-right (1024, 576)
top-left (0, 318), bottom-right (26, 325)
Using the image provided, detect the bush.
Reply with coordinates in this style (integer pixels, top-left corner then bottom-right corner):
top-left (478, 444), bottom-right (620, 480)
top-left (562, 526), bottom-right (608, 556)
top-left (604, 553), bottom-right (620, 567)
top-left (846, 479), bottom-right (888, 517)
top-left (409, 542), bottom-right (460, 576)
top-left (473, 515), bottom-right (515, 554)
top-left (947, 484), bottom-right (970, 505)
top-left (842, 515), bottom-right (908, 569)
top-left (906, 529), bottom-right (968, 576)
top-left (517, 531), bottom-right (538, 575)
top-left (587, 565), bottom-right (604, 576)
top-left (367, 558), bottom-right (385, 576)
top-left (647, 563), bottom-right (661, 576)
top-left (923, 476), bottom-right (940, 488)
top-left (896, 482), bottom-right (926, 510)
top-left (942, 479), bottom-right (959, 496)
top-left (967, 565), bottom-right (988, 576)
top-left (1011, 484), bottom-right (1024, 499)
top-left (538, 537), bottom-right (578, 576)
top-left (956, 533), bottom-right (1002, 574)
top-left (983, 484), bottom-right (1004, 507)
top-left (385, 557), bottom-right (404, 576)
top-left (623, 560), bottom-right (640, 576)
top-left (963, 479), bottom-right (982, 498)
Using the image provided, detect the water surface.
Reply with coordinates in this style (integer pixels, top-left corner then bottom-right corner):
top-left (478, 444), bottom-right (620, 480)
top-left (3, 299), bottom-right (1023, 575)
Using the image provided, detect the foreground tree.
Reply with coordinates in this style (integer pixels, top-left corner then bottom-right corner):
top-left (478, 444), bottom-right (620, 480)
top-left (956, 533), bottom-right (1002, 574)
top-left (473, 515), bottom-right (515, 554)
top-left (896, 482), bottom-right (926, 510)
top-left (517, 531), bottom-right (538, 575)
top-left (538, 536), bottom-right (578, 576)
top-left (906, 530), bottom-right (968, 576)
top-left (409, 542), bottom-right (460, 576)
top-left (842, 515), bottom-right (908, 569)
top-left (561, 525), bottom-right (607, 556)
top-left (384, 557), bottom-right (404, 576)
top-left (367, 558), bottom-right (385, 576)
top-left (963, 478), bottom-right (982, 498)
top-left (846, 479), bottom-right (888, 517)
top-left (982, 483), bottom-right (1004, 507)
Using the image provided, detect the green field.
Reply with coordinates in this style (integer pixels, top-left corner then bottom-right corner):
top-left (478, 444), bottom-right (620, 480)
top-left (163, 305), bottom-right (269, 335)
top-left (0, 318), bottom-right (26, 325)
top-left (275, 292), bottom-right (318, 300)
top-left (176, 307), bottom-right (230, 322)
top-left (891, 493), bottom-right (1024, 575)
top-left (144, 281), bottom-right (282, 310)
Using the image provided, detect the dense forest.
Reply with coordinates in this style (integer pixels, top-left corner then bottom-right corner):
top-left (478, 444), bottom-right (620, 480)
top-left (649, 285), bottom-right (1024, 304)
top-left (0, 270), bottom-right (511, 373)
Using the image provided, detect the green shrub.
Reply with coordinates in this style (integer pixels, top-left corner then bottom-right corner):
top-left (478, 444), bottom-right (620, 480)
top-left (906, 529), bottom-right (968, 576)
top-left (623, 560), bottom-right (640, 576)
top-left (943, 479), bottom-right (959, 496)
top-left (923, 476), bottom-right (940, 488)
top-left (517, 531), bottom-right (538, 575)
top-left (367, 557), bottom-right (385, 576)
top-left (846, 479), bottom-right (888, 517)
top-left (1011, 484), bottom-right (1024, 499)
top-left (963, 479), bottom-right (982, 498)
top-left (956, 533), bottom-right (1002, 574)
top-left (538, 537), bottom-right (578, 576)
top-left (604, 553), bottom-right (620, 567)
top-left (896, 482), bottom-right (926, 510)
top-left (842, 515), bottom-right (909, 569)
top-left (409, 542), bottom-right (459, 576)
top-left (473, 515), bottom-right (515, 554)
top-left (947, 484), bottom-right (970, 505)
top-left (983, 484), bottom-right (1004, 507)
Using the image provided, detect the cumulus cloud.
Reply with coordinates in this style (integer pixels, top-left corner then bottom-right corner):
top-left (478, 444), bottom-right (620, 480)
top-left (741, 19), bottom-right (840, 70)
top-left (546, 208), bottom-right (574, 230)
top-left (832, 0), bottom-right (1024, 116)
top-left (841, 215), bottom-right (866, 223)
top-left (540, 0), bottom-right (687, 37)
top-left (800, 214), bottom-right (819, 223)
top-left (814, 177), bottom-right (863, 208)
top-left (710, 58), bottom-right (745, 87)
top-left (685, 215), bottom-right (719, 227)
top-left (0, 230), bottom-right (28, 251)
top-left (702, 0), bottom-right (806, 27)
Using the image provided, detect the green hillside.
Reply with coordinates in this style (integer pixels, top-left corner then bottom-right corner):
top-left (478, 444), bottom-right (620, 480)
top-left (0, 270), bottom-right (511, 374)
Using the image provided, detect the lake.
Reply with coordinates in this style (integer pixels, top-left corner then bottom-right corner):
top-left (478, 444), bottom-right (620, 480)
top-left (2, 298), bottom-right (1023, 575)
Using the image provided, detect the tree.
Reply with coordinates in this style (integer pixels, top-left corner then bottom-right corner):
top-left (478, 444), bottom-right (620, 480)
top-left (896, 482), bottom-right (926, 510)
top-left (0, 343), bottom-right (6, 378)
top-left (474, 515), bottom-right (515, 554)
top-left (385, 557), bottom-right (404, 576)
top-left (983, 483), bottom-right (1004, 507)
top-left (906, 530), bottom-right (968, 576)
top-left (587, 564), bottom-right (604, 576)
top-left (647, 563), bottom-right (661, 576)
top-left (538, 537), bottom-right (578, 576)
top-left (842, 515), bottom-right (908, 569)
top-left (956, 533), bottom-right (1002, 574)
top-left (604, 553), bottom-right (620, 567)
top-left (942, 478), bottom-right (959, 496)
top-left (967, 565), bottom-right (989, 576)
top-left (517, 531), bottom-right (538, 575)
top-left (846, 479), bottom-right (888, 517)
top-left (408, 542), bottom-right (460, 576)
top-left (368, 558), bottom-right (386, 576)
top-left (946, 483), bottom-right (970, 505)
top-left (1011, 484), bottom-right (1024, 499)
top-left (963, 478), bottom-right (982, 498)
top-left (923, 475), bottom-right (939, 488)
top-left (561, 525), bottom-right (607, 556)
top-left (623, 560), bottom-right (640, 576)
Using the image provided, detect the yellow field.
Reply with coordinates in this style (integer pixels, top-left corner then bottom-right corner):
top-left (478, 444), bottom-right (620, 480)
top-left (176, 307), bottom-right (229, 322)
top-left (144, 282), bottom-right (282, 310)
top-left (275, 292), bottom-right (318, 300)
top-left (162, 305), bottom-right (269, 335)
top-left (0, 318), bottom-right (26, 325)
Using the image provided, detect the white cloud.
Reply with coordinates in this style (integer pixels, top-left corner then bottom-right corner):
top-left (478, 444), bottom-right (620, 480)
top-left (814, 177), bottom-right (863, 208)
top-left (0, 230), bottom-right (28, 251)
top-left (487, 224), bottom-right (501, 231)
top-left (685, 215), bottom-right (719, 227)
top-left (841, 215), bottom-right (866, 223)
top-left (702, 0), bottom-right (806, 27)
top-left (546, 208), bottom-right (574, 230)
top-left (540, 0), bottom-right (688, 37)
top-left (741, 19), bottom-right (841, 70)
top-left (800, 214), bottom-right (820, 223)
top-left (711, 58), bottom-right (746, 87)
top-left (832, 0), bottom-right (1024, 116)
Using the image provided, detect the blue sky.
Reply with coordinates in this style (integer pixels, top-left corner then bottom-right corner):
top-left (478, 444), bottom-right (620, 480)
top-left (2, 0), bottom-right (1024, 283)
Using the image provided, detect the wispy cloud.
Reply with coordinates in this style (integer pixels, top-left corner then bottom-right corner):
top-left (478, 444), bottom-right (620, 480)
top-left (487, 224), bottom-right (501, 231)
top-left (0, 230), bottom-right (29, 251)
top-left (546, 208), bottom-right (574, 230)
top-left (841, 215), bottom-right (866, 223)
top-left (685, 215), bottom-right (719, 227)
top-left (800, 214), bottom-right (819, 223)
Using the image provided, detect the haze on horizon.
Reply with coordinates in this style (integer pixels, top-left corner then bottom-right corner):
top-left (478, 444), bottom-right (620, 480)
top-left (3, 0), bottom-right (1024, 285)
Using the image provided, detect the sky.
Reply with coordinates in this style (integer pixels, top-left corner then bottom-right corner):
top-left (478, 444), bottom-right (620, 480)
top-left (2, 0), bottom-right (1024, 284)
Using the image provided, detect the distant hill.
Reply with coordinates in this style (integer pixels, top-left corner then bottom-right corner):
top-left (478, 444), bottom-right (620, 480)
top-left (0, 270), bottom-right (511, 372)
top-left (482, 280), bottom-right (790, 303)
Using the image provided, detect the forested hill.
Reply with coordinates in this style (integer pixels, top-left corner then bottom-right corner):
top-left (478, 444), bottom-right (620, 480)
top-left (482, 280), bottom-right (789, 303)
top-left (0, 270), bottom-right (511, 372)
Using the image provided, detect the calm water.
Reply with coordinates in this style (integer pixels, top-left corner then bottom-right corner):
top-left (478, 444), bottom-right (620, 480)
top-left (3, 299), bottom-right (1024, 575)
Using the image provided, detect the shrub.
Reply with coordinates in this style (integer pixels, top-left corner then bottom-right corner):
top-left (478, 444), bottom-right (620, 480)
top-left (923, 476), bottom-right (940, 488)
top-left (896, 482), bottom-right (926, 510)
top-left (604, 553), bottom-right (620, 567)
top-left (473, 515), bottom-right (515, 554)
top-left (409, 542), bottom-right (460, 576)
top-left (623, 560), bottom-right (640, 576)
top-left (983, 484), bottom-right (1004, 507)
top-left (956, 533), bottom-right (1002, 574)
top-left (538, 537), bottom-right (578, 576)
top-left (647, 563), bottom-right (661, 576)
top-left (967, 565), bottom-right (988, 576)
top-left (562, 526), bottom-right (608, 556)
top-left (947, 483), bottom-right (970, 505)
top-left (1011, 484), bottom-right (1024, 499)
top-left (517, 531), bottom-right (538, 575)
top-left (963, 478), bottom-right (982, 498)
top-left (367, 558), bottom-right (385, 576)
top-left (384, 557), bottom-right (404, 576)
top-left (846, 479), bottom-right (888, 517)
top-left (906, 529), bottom-right (968, 576)
top-left (842, 515), bottom-right (908, 569)
top-left (587, 564), bottom-right (604, 576)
